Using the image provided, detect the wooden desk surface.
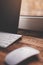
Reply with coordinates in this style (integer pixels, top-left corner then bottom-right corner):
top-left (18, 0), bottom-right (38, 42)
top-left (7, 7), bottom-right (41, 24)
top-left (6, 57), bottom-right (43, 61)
top-left (0, 36), bottom-right (43, 65)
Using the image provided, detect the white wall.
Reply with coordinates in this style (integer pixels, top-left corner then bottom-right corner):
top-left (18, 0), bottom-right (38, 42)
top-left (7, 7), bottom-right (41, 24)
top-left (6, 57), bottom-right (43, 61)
top-left (18, 16), bottom-right (43, 31)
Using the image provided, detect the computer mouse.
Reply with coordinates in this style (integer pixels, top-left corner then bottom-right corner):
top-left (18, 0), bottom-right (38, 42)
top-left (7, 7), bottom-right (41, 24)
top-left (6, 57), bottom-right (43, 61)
top-left (5, 46), bottom-right (40, 65)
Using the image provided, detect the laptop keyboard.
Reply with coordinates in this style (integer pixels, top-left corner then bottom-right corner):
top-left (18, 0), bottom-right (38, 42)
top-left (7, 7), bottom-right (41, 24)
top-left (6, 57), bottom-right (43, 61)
top-left (0, 32), bottom-right (22, 48)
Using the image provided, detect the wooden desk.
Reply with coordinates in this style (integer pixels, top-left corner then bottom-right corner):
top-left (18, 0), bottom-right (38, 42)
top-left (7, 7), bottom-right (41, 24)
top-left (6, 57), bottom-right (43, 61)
top-left (0, 36), bottom-right (43, 65)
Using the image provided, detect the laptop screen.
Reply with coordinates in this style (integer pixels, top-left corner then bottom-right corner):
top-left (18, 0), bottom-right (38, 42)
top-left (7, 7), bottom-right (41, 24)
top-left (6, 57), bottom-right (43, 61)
top-left (0, 0), bottom-right (21, 33)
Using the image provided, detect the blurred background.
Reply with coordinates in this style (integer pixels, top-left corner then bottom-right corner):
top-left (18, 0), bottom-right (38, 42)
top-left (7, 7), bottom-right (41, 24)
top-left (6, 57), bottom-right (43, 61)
top-left (18, 0), bottom-right (43, 32)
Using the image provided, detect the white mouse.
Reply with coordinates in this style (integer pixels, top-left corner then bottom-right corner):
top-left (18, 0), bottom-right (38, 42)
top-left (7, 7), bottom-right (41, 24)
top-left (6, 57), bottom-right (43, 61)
top-left (5, 47), bottom-right (40, 65)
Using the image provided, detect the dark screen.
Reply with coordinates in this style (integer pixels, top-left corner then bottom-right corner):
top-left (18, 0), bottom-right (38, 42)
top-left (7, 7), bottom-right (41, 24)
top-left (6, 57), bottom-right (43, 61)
top-left (0, 0), bottom-right (21, 33)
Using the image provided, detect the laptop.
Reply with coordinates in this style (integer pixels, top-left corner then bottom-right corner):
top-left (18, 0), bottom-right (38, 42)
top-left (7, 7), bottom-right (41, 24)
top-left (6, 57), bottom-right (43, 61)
top-left (0, 0), bottom-right (22, 48)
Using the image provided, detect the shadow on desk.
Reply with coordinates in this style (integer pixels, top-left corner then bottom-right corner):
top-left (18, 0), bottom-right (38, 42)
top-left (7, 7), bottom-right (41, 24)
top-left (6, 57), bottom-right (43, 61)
top-left (17, 55), bottom-right (39, 65)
